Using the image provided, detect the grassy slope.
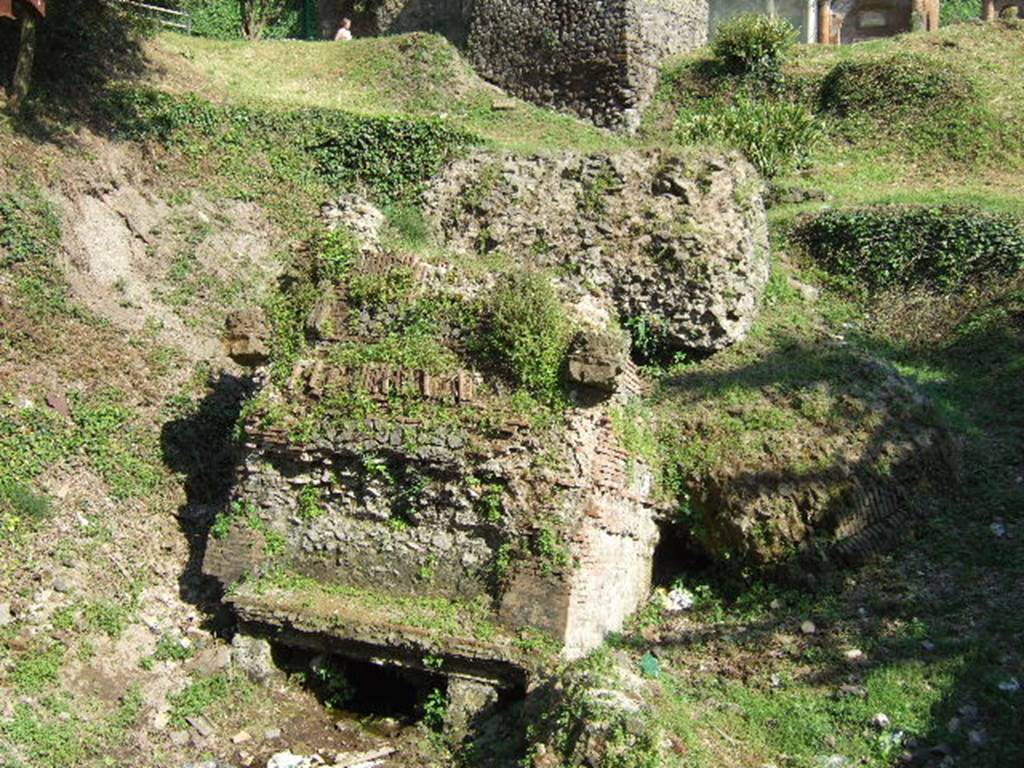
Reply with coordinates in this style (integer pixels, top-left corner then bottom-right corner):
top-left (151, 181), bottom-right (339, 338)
top-left (139, 23), bottom-right (1023, 767)
top-left (647, 22), bottom-right (1024, 217)
top-left (789, 23), bottom-right (1024, 215)
top-left (145, 32), bottom-right (624, 153)
top-left (626, 21), bottom-right (1024, 768)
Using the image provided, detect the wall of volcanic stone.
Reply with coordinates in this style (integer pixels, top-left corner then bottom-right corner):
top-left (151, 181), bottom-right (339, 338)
top-left (624, 0), bottom-right (710, 128)
top-left (467, 0), bottom-right (707, 129)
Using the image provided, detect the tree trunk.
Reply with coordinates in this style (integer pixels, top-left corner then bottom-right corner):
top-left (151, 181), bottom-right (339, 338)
top-left (9, 1), bottom-right (37, 111)
top-left (241, 0), bottom-right (268, 40)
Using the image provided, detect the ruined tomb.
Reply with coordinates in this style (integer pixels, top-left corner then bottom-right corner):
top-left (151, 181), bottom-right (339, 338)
top-left (204, 149), bottom-right (770, 703)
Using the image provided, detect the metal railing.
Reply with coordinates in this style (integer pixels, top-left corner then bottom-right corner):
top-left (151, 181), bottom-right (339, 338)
top-left (107, 0), bottom-right (192, 33)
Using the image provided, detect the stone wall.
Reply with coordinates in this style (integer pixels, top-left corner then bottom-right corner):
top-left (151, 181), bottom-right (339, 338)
top-left (206, 346), bottom-right (664, 657)
top-left (467, 0), bottom-right (630, 128)
top-left (467, 0), bottom-right (707, 129)
top-left (322, 0), bottom-right (708, 128)
top-left (206, 150), bottom-right (769, 678)
top-left (625, 0), bottom-right (711, 128)
top-left (424, 150), bottom-right (770, 353)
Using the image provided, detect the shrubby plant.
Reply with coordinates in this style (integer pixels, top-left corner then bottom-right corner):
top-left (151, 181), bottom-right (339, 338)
top-left (796, 205), bottom-right (1024, 290)
top-left (819, 52), bottom-right (977, 117)
top-left (484, 272), bottom-right (572, 403)
top-left (711, 14), bottom-right (796, 82)
top-left (99, 86), bottom-right (477, 203)
top-left (181, 0), bottom-right (302, 40)
top-left (675, 96), bottom-right (820, 178)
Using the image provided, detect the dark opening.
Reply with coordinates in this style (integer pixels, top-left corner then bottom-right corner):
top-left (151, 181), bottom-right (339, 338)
top-left (271, 644), bottom-right (444, 722)
top-left (652, 520), bottom-right (712, 588)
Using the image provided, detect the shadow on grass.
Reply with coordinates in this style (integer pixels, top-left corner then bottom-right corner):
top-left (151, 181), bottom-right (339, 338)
top-left (632, 301), bottom-right (1024, 766)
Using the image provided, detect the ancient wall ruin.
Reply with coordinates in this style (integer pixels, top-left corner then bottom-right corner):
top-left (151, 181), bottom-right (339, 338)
top-left (468, 0), bottom-right (708, 129)
top-left (205, 148), bottom-right (769, 691)
top-left (325, 0), bottom-right (708, 128)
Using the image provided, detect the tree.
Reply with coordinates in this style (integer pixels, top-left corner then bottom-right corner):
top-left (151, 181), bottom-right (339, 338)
top-left (240, 0), bottom-right (302, 39)
top-left (6, 0), bottom-right (43, 112)
top-left (4, 0), bottom-right (147, 108)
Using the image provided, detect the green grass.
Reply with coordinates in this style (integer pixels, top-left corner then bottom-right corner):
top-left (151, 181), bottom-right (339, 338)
top-left (147, 31), bottom-right (621, 153)
top-left (9, 644), bottom-right (66, 695)
top-left (650, 23), bottom-right (1024, 219)
top-left (247, 568), bottom-right (505, 643)
top-left (168, 674), bottom-right (234, 727)
top-left (0, 691), bottom-right (144, 768)
top-left (0, 387), bottom-right (167, 546)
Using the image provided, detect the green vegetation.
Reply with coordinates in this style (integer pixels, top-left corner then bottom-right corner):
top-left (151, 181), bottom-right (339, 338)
top-left (181, 0), bottom-right (305, 41)
top-left (710, 13), bottom-right (796, 81)
top-left (604, 23), bottom-right (1024, 768)
top-left (675, 96), bottom-right (819, 178)
top-left (311, 657), bottom-right (355, 709)
top-left (0, 182), bottom-right (62, 266)
top-left (149, 635), bottom-right (196, 664)
top-left (423, 688), bottom-right (449, 732)
top-left (942, 0), bottom-right (983, 24)
top-left (181, 0), bottom-right (246, 40)
top-left (484, 272), bottom-right (572, 403)
top-left (9, 644), bottom-right (66, 695)
top-left (3, 13), bottom-right (1024, 768)
top-left (0, 179), bottom-right (68, 319)
top-left (651, 23), bottom-right (1024, 214)
top-left (817, 52), bottom-right (998, 160)
top-left (100, 85), bottom-right (477, 207)
top-left (210, 499), bottom-right (287, 555)
top-left (0, 689), bottom-right (143, 768)
top-left (145, 32), bottom-right (620, 153)
top-left (527, 649), bottom-right (662, 768)
top-left (297, 485), bottom-right (326, 521)
top-left (248, 568), bottom-right (504, 642)
top-left (168, 673), bottom-right (233, 727)
top-left (0, 390), bottom-right (164, 542)
top-left (796, 205), bottom-right (1024, 290)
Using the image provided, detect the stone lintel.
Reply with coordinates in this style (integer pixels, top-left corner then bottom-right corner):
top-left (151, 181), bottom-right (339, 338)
top-left (230, 586), bottom-right (529, 688)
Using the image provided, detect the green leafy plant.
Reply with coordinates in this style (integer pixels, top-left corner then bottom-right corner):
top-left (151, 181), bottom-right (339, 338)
top-left (150, 635), bottom-right (195, 663)
top-left (312, 657), bottom-right (355, 709)
top-left (99, 87), bottom-right (478, 203)
top-left (0, 483), bottom-right (51, 541)
top-left (10, 644), bottom-right (66, 694)
top-left (0, 185), bottom-right (61, 266)
top-left (168, 674), bottom-right (231, 726)
top-left (711, 14), bottom-right (796, 82)
top-left (820, 52), bottom-right (976, 118)
top-left (310, 229), bottom-right (360, 284)
top-left (181, 0), bottom-right (302, 40)
top-left (180, 0), bottom-right (244, 39)
top-left (796, 205), bottom-right (1024, 291)
top-left (579, 165), bottom-right (621, 215)
top-left (422, 687), bottom-right (448, 731)
top-left (304, 111), bottom-right (479, 202)
top-left (484, 272), bottom-right (571, 403)
top-left (817, 52), bottom-right (996, 158)
top-left (675, 96), bottom-right (820, 178)
top-left (477, 483), bottom-right (505, 523)
top-left (534, 526), bottom-right (571, 575)
top-left (297, 485), bottom-right (326, 520)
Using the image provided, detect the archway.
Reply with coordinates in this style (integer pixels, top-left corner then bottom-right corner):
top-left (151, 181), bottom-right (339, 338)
top-left (835, 0), bottom-right (912, 43)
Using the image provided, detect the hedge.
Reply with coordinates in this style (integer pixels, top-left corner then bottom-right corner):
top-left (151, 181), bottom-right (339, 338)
top-left (796, 206), bottom-right (1024, 291)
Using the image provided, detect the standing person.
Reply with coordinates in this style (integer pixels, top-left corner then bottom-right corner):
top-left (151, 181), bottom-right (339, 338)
top-left (334, 17), bottom-right (352, 41)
